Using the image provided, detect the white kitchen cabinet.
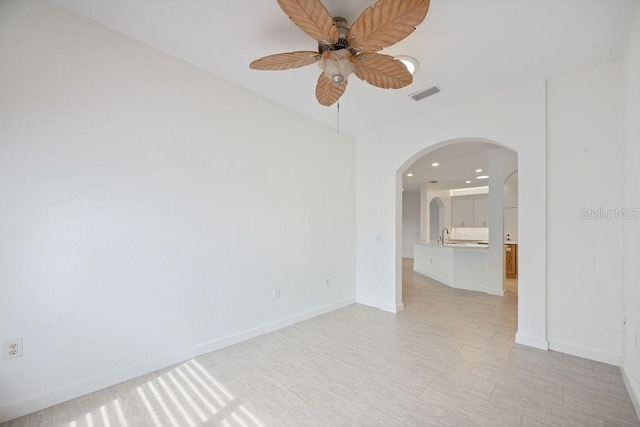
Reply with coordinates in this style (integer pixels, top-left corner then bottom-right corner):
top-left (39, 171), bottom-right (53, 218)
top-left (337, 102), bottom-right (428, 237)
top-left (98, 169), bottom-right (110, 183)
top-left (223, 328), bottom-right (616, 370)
top-left (473, 197), bottom-right (488, 227)
top-left (452, 198), bottom-right (474, 227)
top-left (452, 195), bottom-right (488, 228)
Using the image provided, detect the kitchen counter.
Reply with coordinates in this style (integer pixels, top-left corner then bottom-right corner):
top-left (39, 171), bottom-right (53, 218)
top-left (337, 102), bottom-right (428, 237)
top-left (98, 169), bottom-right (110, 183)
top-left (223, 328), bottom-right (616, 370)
top-left (441, 242), bottom-right (489, 248)
top-left (413, 242), bottom-right (489, 293)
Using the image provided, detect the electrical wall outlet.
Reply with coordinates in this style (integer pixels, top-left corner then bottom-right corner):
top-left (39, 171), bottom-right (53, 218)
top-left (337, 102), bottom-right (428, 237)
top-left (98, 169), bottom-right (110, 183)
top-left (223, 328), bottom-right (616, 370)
top-left (272, 288), bottom-right (280, 299)
top-left (325, 278), bottom-right (330, 287)
top-left (4, 338), bottom-right (23, 360)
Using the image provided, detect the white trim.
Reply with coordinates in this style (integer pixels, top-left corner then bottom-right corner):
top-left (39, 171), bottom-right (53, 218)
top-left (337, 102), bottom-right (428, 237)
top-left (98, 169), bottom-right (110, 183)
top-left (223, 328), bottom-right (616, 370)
top-left (414, 267), bottom-right (489, 294)
top-left (413, 267), bottom-right (449, 287)
top-left (486, 288), bottom-right (504, 297)
top-left (379, 303), bottom-right (400, 313)
top-left (355, 296), bottom-right (379, 308)
top-left (621, 363), bottom-right (640, 420)
top-left (355, 297), bottom-right (404, 313)
top-left (0, 297), bottom-right (356, 424)
top-left (548, 340), bottom-right (621, 366)
top-left (515, 332), bottom-right (549, 350)
top-left (451, 282), bottom-right (489, 294)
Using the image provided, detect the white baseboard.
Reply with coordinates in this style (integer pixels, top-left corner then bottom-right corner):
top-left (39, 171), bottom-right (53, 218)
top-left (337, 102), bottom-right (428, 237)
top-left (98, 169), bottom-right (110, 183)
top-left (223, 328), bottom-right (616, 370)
top-left (355, 296), bottom-right (379, 308)
top-left (379, 303), bottom-right (405, 313)
top-left (413, 267), bottom-right (450, 287)
top-left (621, 363), bottom-right (640, 420)
top-left (486, 288), bottom-right (504, 297)
top-left (0, 297), bottom-right (356, 424)
top-left (414, 267), bottom-right (491, 295)
top-left (515, 337), bottom-right (622, 367)
top-left (451, 282), bottom-right (489, 294)
top-left (548, 340), bottom-right (621, 366)
top-left (515, 332), bottom-right (549, 350)
top-left (355, 297), bottom-right (404, 313)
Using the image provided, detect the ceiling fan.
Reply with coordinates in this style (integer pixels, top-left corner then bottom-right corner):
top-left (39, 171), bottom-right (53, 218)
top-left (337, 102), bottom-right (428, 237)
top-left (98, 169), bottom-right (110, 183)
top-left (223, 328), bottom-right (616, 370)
top-left (250, 0), bottom-right (431, 106)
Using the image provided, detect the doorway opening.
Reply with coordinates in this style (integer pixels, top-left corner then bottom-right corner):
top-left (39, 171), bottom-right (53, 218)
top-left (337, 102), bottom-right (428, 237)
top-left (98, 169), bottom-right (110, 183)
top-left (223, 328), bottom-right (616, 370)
top-left (503, 170), bottom-right (519, 295)
top-left (429, 197), bottom-right (444, 243)
top-left (390, 134), bottom-right (547, 350)
top-left (398, 138), bottom-right (519, 334)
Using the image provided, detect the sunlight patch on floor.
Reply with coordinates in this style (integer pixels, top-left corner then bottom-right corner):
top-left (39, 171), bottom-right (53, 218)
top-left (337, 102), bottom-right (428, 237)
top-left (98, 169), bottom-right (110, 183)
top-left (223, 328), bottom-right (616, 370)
top-left (64, 359), bottom-right (263, 427)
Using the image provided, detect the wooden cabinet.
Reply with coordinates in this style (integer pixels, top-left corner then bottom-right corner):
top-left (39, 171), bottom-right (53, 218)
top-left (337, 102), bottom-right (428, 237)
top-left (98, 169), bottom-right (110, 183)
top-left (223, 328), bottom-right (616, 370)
top-left (505, 244), bottom-right (518, 278)
top-left (451, 195), bottom-right (488, 227)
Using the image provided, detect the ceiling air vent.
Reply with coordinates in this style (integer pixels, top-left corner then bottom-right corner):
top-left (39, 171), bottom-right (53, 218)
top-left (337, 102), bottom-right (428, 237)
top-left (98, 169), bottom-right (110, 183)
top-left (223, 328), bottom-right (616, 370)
top-left (409, 86), bottom-right (441, 101)
top-left (429, 180), bottom-right (439, 184)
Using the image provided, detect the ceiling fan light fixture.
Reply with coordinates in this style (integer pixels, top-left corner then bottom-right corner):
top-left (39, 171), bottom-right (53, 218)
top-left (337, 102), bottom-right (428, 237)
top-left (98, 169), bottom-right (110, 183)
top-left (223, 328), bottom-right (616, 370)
top-left (395, 55), bottom-right (419, 75)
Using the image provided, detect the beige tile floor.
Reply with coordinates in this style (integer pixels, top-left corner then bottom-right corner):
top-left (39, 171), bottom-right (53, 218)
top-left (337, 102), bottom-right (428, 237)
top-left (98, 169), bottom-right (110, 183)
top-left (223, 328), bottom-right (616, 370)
top-left (4, 259), bottom-right (639, 426)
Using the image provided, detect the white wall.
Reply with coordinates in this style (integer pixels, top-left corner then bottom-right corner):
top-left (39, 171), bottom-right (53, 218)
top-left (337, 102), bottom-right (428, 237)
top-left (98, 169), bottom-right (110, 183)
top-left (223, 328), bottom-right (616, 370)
top-left (356, 60), bottom-right (629, 363)
top-left (0, 0), bottom-right (356, 421)
top-left (356, 82), bottom-right (548, 345)
top-left (546, 61), bottom-right (624, 364)
top-left (504, 172), bottom-right (519, 208)
top-left (402, 192), bottom-right (420, 258)
top-left (622, 4), bottom-right (640, 415)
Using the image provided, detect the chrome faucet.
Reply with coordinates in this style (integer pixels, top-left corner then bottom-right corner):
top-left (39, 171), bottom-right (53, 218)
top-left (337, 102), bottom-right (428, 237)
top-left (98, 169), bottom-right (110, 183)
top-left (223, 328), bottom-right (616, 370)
top-left (440, 228), bottom-right (449, 245)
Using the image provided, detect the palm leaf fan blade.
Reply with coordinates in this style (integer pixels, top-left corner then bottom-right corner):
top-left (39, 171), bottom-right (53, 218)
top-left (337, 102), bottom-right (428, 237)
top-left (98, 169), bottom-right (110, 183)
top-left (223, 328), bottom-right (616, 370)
top-left (348, 0), bottom-right (430, 53)
top-left (276, 0), bottom-right (340, 43)
top-left (354, 53), bottom-right (413, 89)
top-left (250, 51), bottom-right (321, 70)
top-left (315, 73), bottom-right (348, 106)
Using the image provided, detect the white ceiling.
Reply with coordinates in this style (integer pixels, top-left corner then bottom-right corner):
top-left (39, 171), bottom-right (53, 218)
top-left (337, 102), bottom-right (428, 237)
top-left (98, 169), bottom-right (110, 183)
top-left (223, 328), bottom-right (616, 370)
top-left (50, 0), bottom-right (637, 138)
top-left (402, 141), bottom-right (506, 193)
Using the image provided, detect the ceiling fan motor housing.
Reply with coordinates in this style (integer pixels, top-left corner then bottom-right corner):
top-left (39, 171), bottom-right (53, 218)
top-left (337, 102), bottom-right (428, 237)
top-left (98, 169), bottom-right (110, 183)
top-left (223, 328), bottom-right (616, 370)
top-left (318, 17), bottom-right (353, 54)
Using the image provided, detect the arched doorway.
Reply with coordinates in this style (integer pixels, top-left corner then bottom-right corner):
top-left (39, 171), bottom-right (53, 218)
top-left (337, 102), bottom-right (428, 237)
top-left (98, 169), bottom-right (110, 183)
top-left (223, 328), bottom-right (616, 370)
top-left (395, 138), bottom-right (541, 347)
top-left (429, 197), bottom-right (444, 242)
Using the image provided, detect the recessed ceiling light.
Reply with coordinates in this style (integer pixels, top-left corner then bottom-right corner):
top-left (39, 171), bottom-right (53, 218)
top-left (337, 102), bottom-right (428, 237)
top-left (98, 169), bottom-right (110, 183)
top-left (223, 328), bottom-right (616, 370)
top-left (406, 173), bottom-right (413, 177)
top-left (476, 175), bottom-right (489, 180)
top-left (395, 56), bottom-right (419, 75)
top-left (475, 169), bottom-right (483, 173)
top-left (466, 180), bottom-right (472, 184)
top-left (432, 162), bottom-right (440, 167)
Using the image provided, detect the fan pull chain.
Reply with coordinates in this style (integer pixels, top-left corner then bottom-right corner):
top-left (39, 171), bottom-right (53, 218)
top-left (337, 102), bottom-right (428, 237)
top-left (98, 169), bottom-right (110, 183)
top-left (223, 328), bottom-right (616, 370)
top-left (336, 101), bottom-right (340, 137)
